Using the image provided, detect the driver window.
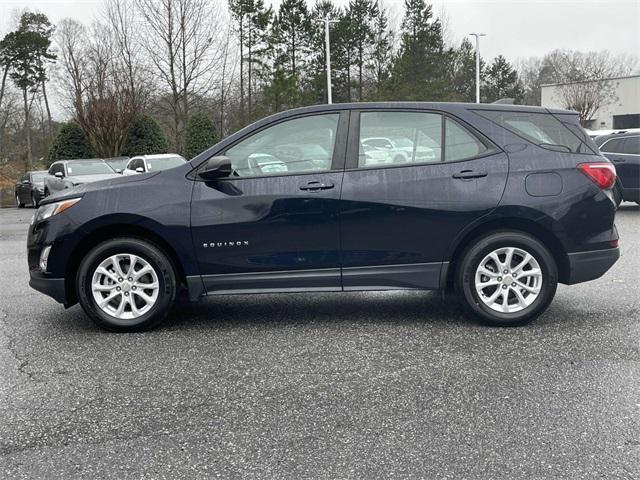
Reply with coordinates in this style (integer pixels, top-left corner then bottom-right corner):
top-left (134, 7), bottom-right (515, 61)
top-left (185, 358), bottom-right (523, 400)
top-left (225, 114), bottom-right (339, 177)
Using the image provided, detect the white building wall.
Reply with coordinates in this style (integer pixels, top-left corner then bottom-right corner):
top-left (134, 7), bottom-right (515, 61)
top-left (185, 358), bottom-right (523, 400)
top-left (541, 75), bottom-right (640, 130)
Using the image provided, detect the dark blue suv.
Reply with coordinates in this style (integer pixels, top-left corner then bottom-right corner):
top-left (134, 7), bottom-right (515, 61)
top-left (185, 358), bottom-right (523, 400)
top-left (28, 103), bottom-right (620, 331)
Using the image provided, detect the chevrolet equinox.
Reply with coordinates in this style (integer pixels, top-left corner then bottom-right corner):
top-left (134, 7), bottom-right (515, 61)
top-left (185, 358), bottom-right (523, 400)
top-left (28, 103), bottom-right (620, 331)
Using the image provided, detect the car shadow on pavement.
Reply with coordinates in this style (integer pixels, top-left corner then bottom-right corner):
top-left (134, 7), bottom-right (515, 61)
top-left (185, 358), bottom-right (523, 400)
top-left (160, 290), bottom-right (475, 331)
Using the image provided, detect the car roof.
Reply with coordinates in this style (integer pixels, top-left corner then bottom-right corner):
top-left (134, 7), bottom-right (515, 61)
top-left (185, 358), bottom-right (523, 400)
top-left (594, 131), bottom-right (640, 145)
top-left (134, 154), bottom-right (184, 160)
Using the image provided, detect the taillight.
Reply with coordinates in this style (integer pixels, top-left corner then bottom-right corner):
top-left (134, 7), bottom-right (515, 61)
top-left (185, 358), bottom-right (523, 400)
top-left (578, 162), bottom-right (616, 189)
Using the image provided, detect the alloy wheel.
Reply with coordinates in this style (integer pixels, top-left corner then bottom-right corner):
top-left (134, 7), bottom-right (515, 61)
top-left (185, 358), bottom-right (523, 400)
top-left (474, 246), bottom-right (543, 314)
top-left (91, 253), bottom-right (160, 320)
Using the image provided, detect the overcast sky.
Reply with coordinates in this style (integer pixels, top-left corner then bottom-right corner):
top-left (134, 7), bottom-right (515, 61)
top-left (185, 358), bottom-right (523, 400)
top-left (2, 0), bottom-right (638, 61)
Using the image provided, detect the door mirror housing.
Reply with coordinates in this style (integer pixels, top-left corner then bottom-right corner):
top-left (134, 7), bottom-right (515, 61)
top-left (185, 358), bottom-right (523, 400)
top-left (198, 156), bottom-right (232, 180)
top-left (115, 168), bottom-right (123, 174)
top-left (54, 172), bottom-right (64, 178)
top-left (135, 167), bottom-right (144, 173)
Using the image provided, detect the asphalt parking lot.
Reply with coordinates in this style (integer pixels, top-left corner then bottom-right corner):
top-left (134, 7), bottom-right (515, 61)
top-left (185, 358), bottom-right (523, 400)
top-left (1, 205), bottom-right (639, 479)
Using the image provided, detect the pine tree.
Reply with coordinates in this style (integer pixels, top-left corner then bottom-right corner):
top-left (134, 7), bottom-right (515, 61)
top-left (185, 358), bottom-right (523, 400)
top-left (484, 55), bottom-right (524, 103)
top-left (389, 0), bottom-right (450, 101)
top-left (347, 0), bottom-right (377, 101)
top-left (184, 112), bottom-right (218, 159)
top-left (450, 38), bottom-right (482, 102)
top-left (366, 2), bottom-right (393, 100)
top-left (47, 122), bottom-right (94, 165)
top-left (121, 115), bottom-right (168, 157)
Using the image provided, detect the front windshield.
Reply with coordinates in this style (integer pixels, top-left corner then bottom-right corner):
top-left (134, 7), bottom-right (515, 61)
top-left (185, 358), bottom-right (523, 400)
top-left (146, 156), bottom-right (186, 171)
top-left (105, 158), bottom-right (129, 170)
top-left (31, 172), bottom-right (47, 183)
top-left (66, 160), bottom-right (113, 176)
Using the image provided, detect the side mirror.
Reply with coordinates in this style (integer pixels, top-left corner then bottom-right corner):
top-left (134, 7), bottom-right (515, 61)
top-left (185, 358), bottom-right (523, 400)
top-left (115, 168), bottom-right (123, 174)
top-left (54, 172), bottom-right (64, 178)
top-left (198, 156), bottom-right (232, 180)
top-left (135, 167), bottom-right (144, 173)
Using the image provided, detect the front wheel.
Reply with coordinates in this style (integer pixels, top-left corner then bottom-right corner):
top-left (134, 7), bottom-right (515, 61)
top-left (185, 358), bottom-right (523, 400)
top-left (76, 238), bottom-right (177, 332)
top-left (456, 231), bottom-right (558, 327)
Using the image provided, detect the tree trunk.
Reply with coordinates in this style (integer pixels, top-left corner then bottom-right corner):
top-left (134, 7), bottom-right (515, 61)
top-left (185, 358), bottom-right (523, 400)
top-left (0, 65), bottom-right (9, 111)
top-left (41, 80), bottom-right (53, 141)
top-left (22, 87), bottom-right (32, 171)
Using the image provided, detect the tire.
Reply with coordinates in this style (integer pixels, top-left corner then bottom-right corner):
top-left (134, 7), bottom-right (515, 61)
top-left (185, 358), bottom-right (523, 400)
top-left (43, 188), bottom-right (49, 198)
top-left (456, 231), bottom-right (558, 327)
top-left (15, 193), bottom-right (24, 208)
top-left (76, 238), bottom-right (177, 332)
top-left (31, 192), bottom-right (39, 208)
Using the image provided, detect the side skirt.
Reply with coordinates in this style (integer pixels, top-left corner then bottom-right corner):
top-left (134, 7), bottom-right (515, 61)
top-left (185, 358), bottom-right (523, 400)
top-left (188, 262), bottom-right (448, 298)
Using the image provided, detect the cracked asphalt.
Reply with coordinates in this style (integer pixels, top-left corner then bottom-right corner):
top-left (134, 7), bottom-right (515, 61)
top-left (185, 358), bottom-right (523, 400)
top-left (1, 204), bottom-right (639, 479)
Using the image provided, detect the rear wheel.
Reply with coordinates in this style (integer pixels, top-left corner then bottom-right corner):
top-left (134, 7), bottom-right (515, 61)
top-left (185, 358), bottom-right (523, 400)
top-left (457, 231), bottom-right (558, 327)
top-left (76, 238), bottom-right (177, 332)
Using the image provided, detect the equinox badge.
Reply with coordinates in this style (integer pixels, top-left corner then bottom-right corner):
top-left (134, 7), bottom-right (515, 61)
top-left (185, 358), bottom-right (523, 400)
top-left (203, 241), bottom-right (249, 248)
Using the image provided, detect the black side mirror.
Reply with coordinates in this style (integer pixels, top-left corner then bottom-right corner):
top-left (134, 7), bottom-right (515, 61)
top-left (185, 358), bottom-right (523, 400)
top-left (198, 156), bottom-right (232, 180)
top-left (54, 172), bottom-right (64, 178)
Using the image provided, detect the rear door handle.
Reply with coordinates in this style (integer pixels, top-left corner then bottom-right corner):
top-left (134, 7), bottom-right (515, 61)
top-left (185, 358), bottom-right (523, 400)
top-left (299, 181), bottom-right (334, 192)
top-left (452, 170), bottom-right (488, 179)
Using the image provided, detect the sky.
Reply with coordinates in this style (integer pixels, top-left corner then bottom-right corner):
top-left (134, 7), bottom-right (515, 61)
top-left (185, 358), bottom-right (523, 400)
top-left (1, 0), bottom-right (639, 61)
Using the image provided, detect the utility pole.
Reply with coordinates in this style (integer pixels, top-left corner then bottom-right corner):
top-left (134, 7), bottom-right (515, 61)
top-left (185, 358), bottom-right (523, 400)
top-left (317, 16), bottom-right (338, 104)
top-left (469, 33), bottom-right (486, 103)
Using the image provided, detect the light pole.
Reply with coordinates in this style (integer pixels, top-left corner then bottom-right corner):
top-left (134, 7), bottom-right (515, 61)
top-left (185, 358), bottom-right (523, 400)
top-left (317, 16), bottom-right (338, 104)
top-left (469, 33), bottom-right (486, 103)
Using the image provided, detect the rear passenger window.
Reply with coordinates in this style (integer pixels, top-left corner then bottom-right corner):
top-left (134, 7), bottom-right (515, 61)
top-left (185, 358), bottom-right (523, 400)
top-left (358, 112), bottom-right (442, 167)
top-left (476, 110), bottom-right (593, 154)
top-left (445, 118), bottom-right (487, 161)
top-left (600, 138), bottom-right (625, 153)
top-left (621, 137), bottom-right (639, 154)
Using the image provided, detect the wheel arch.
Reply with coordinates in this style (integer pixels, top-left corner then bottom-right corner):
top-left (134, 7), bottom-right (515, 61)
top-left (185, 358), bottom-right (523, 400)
top-left (446, 216), bottom-right (570, 287)
top-left (65, 223), bottom-right (187, 306)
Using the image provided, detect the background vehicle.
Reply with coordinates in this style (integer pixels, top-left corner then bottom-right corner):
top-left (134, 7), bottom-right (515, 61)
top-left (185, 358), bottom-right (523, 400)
top-left (122, 154), bottom-right (186, 175)
top-left (14, 170), bottom-right (47, 208)
top-left (595, 132), bottom-right (640, 205)
top-left (28, 103), bottom-right (619, 332)
top-left (43, 159), bottom-right (120, 197)
top-left (104, 156), bottom-right (130, 174)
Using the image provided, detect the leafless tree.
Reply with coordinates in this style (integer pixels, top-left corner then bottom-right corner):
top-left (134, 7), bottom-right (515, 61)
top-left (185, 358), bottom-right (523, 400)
top-left (55, 19), bottom-right (142, 156)
top-left (541, 50), bottom-right (637, 122)
top-left (135, 0), bottom-right (223, 153)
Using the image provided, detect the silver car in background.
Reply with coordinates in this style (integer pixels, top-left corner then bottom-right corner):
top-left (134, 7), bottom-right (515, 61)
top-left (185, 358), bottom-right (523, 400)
top-left (121, 154), bottom-right (187, 175)
top-left (43, 159), bottom-right (121, 197)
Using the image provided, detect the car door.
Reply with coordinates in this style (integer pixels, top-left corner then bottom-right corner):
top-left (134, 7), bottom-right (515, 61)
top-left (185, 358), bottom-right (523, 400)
top-left (601, 136), bottom-right (639, 191)
top-left (123, 158), bottom-right (141, 175)
top-left (17, 174), bottom-right (30, 203)
top-left (191, 111), bottom-right (348, 294)
top-left (339, 109), bottom-right (509, 290)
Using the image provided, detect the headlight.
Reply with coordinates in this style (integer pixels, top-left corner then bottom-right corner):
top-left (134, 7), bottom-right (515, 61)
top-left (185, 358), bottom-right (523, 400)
top-left (32, 198), bottom-right (82, 224)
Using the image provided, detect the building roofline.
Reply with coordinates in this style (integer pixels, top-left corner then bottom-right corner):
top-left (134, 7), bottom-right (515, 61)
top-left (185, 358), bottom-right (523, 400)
top-left (541, 74), bottom-right (640, 88)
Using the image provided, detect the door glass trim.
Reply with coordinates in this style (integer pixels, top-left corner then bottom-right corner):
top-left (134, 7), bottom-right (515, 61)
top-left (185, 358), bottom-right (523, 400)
top-left (345, 109), bottom-right (499, 172)
top-left (191, 111), bottom-right (348, 181)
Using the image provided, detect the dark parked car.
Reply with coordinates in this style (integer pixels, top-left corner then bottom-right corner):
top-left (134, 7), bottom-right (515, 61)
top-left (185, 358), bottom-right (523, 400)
top-left (28, 103), bottom-right (620, 331)
top-left (594, 132), bottom-right (639, 205)
top-left (14, 170), bottom-right (47, 208)
top-left (44, 159), bottom-right (121, 197)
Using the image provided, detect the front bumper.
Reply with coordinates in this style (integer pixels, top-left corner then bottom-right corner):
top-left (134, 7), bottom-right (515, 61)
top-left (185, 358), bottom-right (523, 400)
top-left (565, 247), bottom-right (620, 285)
top-left (29, 271), bottom-right (67, 304)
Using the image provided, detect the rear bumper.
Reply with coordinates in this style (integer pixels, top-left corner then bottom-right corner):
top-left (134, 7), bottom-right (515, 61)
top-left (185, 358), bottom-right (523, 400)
top-left (29, 271), bottom-right (67, 304)
top-left (564, 247), bottom-right (620, 285)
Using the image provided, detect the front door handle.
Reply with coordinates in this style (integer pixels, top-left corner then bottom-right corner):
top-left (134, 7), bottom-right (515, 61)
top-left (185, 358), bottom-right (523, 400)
top-left (611, 157), bottom-right (625, 163)
top-left (299, 181), bottom-right (335, 192)
top-left (452, 170), bottom-right (488, 179)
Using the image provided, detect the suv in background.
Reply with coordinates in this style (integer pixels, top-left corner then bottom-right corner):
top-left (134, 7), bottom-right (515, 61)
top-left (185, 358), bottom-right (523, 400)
top-left (15, 170), bottom-right (47, 208)
top-left (28, 103), bottom-right (619, 332)
top-left (122, 154), bottom-right (186, 175)
top-left (595, 132), bottom-right (639, 205)
top-left (44, 159), bottom-right (120, 197)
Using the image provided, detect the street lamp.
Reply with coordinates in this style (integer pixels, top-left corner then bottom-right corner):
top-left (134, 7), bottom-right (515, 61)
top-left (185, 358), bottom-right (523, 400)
top-left (469, 33), bottom-right (486, 103)
top-left (317, 16), bottom-right (338, 104)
